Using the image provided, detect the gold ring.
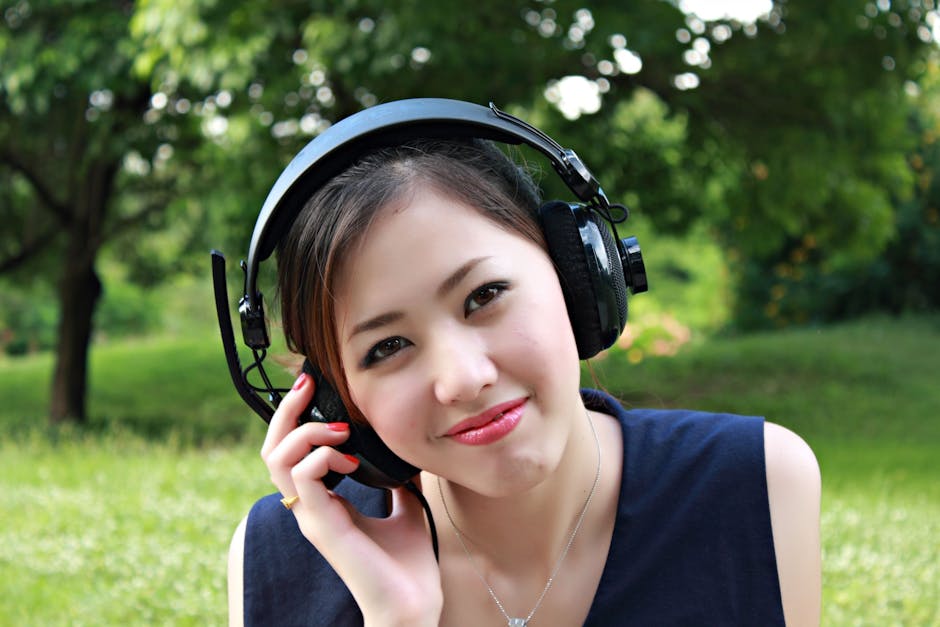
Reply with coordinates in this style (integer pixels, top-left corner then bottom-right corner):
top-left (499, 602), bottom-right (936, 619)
top-left (280, 495), bottom-right (300, 510)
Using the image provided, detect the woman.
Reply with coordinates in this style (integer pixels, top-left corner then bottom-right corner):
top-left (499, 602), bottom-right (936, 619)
top-left (226, 126), bottom-right (820, 626)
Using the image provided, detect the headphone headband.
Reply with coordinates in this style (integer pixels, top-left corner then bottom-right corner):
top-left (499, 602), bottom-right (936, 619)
top-left (244, 98), bottom-right (607, 310)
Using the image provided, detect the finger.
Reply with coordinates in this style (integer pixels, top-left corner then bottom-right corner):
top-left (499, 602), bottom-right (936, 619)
top-left (288, 446), bottom-right (361, 525)
top-left (265, 422), bottom-right (351, 498)
top-left (261, 372), bottom-right (315, 457)
top-left (266, 420), bottom-right (350, 468)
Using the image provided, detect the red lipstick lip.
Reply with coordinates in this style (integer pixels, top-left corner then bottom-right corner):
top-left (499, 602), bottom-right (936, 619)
top-left (445, 397), bottom-right (528, 436)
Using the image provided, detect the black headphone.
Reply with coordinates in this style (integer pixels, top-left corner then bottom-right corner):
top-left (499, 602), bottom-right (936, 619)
top-left (211, 98), bottom-right (648, 491)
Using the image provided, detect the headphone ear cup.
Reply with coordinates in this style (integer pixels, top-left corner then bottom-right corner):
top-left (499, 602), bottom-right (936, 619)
top-left (538, 201), bottom-right (628, 359)
top-left (300, 360), bottom-right (419, 489)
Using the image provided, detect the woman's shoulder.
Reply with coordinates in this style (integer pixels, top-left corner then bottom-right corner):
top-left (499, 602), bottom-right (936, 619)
top-left (763, 422), bottom-right (822, 626)
top-left (582, 387), bottom-right (764, 424)
top-left (582, 387), bottom-right (766, 466)
top-left (583, 388), bottom-right (792, 625)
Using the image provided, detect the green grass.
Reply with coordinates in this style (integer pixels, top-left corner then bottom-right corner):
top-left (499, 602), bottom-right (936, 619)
top-left (590, 314), bottom-right (940, 444)
top-left (1, 316), bottom-right (938, 625)
top-left (0, 433), bottom-right (269, 626)
top-left (0, 333), bottom-right (272, 443)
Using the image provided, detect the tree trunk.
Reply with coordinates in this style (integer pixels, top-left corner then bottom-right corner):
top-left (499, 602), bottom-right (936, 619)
top-left (49, 260), bottom-right (102, 424)
top-left (48, 156), bottom-right (117, 424)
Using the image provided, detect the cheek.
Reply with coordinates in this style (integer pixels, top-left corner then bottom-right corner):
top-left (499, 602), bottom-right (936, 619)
top-left (501, 294), bottom-right (580, 384)
top-left (519, 280), bottom-right (578, 351)
top-left (346, 374), bottom-right (427, 452)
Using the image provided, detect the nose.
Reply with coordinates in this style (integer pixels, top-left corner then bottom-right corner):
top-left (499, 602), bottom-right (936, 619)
top-left (430, 328), bottom-right (497, 405)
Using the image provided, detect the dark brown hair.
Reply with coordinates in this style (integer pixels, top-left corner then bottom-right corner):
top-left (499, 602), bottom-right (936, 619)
top-left (276, 138), bottom-right (545, 420)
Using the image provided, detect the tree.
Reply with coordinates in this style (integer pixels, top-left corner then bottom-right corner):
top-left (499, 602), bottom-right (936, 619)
top-left (1, 2), bottom-right (155, 422)
top-left (2, 0), bottom-right (936, 423)
top-left (4, 0), bottom-right (645, 423)
top-left (0, 1), bottom-right (243, 421)
top-left (650, 0), bottom-right (935, 327)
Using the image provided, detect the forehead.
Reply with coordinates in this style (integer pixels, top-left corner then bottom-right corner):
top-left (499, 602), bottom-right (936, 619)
top-left (333, 186), bottom-right (530, 314)
top-left (341, 187), bottom-right (509, 276)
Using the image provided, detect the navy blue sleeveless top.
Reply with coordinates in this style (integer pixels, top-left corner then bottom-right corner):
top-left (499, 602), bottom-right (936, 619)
top-left (242, 389), bottom-right (784, 625)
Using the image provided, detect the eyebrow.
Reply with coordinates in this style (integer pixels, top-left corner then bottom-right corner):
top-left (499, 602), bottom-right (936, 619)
top-left (347, 256), bottom-right (490, 340)
top-left (437, 256), bottom-right (489, 299)
top-left (347, 311), bottom-right (404, 340)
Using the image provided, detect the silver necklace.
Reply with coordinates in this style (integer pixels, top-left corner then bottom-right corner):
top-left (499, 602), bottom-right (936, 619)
top-left (437, 411), bottom-right (602, 627)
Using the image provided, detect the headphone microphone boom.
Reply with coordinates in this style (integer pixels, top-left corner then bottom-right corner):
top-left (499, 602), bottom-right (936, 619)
top-left (211, 98), bottom-right (648, 491)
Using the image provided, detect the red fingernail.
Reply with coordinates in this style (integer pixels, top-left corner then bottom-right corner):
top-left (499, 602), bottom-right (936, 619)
top-left (344, 454), bottom-right (360, 466)
top-left (292, 373), bottom-right (307, 390)
top-left (325, 422), bottom-right (349, 432)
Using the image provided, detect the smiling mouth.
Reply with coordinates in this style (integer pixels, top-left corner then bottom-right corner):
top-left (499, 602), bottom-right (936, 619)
top-left (444, 398), bottom-right (527, 445)
top-left (452, 410), bottom-right (508, 434)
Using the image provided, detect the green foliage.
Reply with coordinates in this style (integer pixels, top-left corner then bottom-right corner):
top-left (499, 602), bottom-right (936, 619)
top-left (0, 280), bottom-right (57, 355)
top-left (733, 50), bottom-right (940, 328)
top-left (93, 280), bottom-right (162, 340)
top-left (0, 262), bottom-right (169, 357)
top-left (817, 56), bottom-right (940, 317)
top-left (674, 0), bottom-right (935, 328)
top-left (605, 220), bottom-right (731, 362)
top-left (535, 87), bottom-right (709, 232)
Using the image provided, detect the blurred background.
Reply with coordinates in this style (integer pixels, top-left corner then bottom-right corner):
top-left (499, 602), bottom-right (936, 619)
top-left (1, 0), bottom-right (937, 624)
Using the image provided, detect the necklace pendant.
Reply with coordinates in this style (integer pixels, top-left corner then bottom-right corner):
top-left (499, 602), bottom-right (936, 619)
top-left (508, 619), bottom-right (527, 627)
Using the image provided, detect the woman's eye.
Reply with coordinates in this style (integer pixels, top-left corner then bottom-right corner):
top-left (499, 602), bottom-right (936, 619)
top-left (363, 336), bottom-right (411, 367)
top-left (465, 282), bottom-right (508, 316)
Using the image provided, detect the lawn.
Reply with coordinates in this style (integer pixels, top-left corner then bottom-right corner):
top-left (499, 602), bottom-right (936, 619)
top-left (0, 433), bottom-right (266, 625)
top-left (1, 316), bottom-right (937, 625)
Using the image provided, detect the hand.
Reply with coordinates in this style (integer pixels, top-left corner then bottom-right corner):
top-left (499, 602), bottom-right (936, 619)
top-left (261, 372), bottom-right (443, 626)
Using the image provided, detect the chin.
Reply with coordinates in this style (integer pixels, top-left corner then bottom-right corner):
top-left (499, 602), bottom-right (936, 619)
top-left (471, 449), bottom-right (560, 498)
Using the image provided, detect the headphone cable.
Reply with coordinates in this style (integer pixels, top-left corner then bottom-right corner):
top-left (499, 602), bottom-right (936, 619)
top-left (403, 480), bottom-right (440, 563)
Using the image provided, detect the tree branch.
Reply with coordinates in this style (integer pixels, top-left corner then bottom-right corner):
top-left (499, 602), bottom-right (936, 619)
top-left (0, 225), bottom-right (60, 274)
top-left (102, 196), bottom-right (171, 242)
top-left (0, 150), bottom-right (72, 226)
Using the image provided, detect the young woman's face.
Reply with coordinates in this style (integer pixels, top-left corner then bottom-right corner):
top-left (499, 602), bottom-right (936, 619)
top-left (334, 185), bottom-right (583, 496)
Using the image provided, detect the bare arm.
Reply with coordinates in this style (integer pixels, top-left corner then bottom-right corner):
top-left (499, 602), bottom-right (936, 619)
top-left (764, 422), bottom-right (822, 626)
top-left (227, 516), bottom-right (248, 627)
